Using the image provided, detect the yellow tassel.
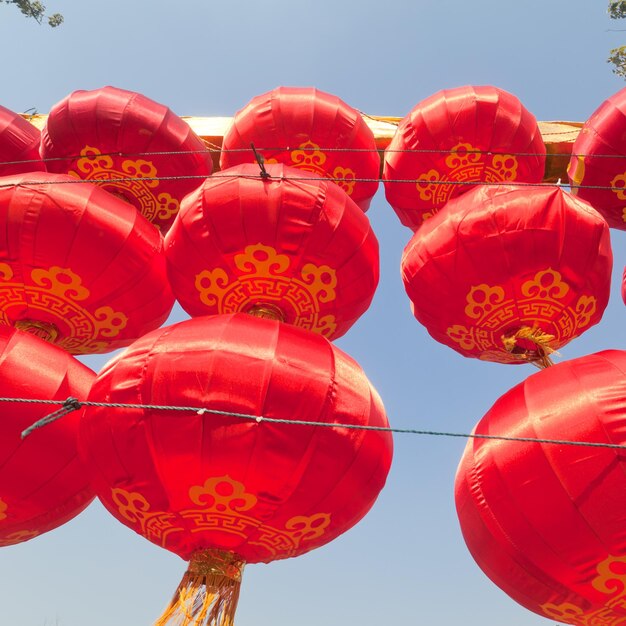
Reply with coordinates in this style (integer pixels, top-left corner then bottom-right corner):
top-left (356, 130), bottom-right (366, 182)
top-left (154, 550), bottom-right (245, 626)
top-left (501, 326), bottom-right (556, 369)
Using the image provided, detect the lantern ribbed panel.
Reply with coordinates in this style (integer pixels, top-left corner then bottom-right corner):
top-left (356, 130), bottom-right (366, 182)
top-left (0, 105), bottom-right (45, 175)
top-left (165, 163), bottom-right (379, 340)
top-left (568, 87), bottom-right (626, 230)
top-left (384, 85), bottom-right (546, 230)
top-left (0, 171), bottom-right (174, 354)
top-left (401, 184), bottom-right (612, 364)
top-left (80, 313), bottom-right (393, 564)
top-left (40, 86), bottom-right (213, 232)
top-left (455, 350), bottom-right (626, 625)
top-left (220, 86), bottom-right (380, 211)
top-left (0, 326), bottom-right (95, 546)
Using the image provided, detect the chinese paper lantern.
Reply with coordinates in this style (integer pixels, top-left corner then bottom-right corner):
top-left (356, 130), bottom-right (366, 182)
top-left (0, 171), bottom-right (174, 354)
top-left (41, 86), bottom-right (213, 231)
top-left (568, 87), bottom-right (626, 229)
top-left (220, 86), bottom-right (380, 211)
top-left (623, 267), bottom-right (626, 305)
top-left (401, 184), bottom-right (611, 365)
top-left (0, 326), bottom-right (95, 547)
top-left (384, 85), bottom-right (546, 230)
top-left (456, 350), bottom-right (626, 625)
top-left (0, 105), bottom-right (45, 175)
top-left (165, 163), bottom-right (379, 340)
top-left (79, 313), bottom-right (393, 625)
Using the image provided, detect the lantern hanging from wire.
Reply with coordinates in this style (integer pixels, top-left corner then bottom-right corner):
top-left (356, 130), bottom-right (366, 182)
top-left (79, 313), bottom-right (393, 626)
top-left (40, 86), bottom-right (213, 232)
top-left (220, 86), bottom-right (380, 211)
top-left (383, 85), bottom-right (546, 230)
top-left (0, 326), bottom-right (95, 547)
top-left (456, 350), bottom-right (626, 625)
top-left (401, 184), bottom-right (612, 365)
top-left (0, 172), bottom-right (174, 354)
top-left (0, 104), bottom-right (45, 175)
top-left (568, 86), bottom-right (626, 230)
top-left (165, 163), bottom-right (379, 340)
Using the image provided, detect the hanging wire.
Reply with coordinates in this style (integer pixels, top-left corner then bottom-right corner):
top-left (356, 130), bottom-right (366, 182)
top-left (14, 395), bottom-right (626, 450)
top-left (3, 145), bottom-right (626, 167)
top-left (0, 173), bottom-right (616, 191)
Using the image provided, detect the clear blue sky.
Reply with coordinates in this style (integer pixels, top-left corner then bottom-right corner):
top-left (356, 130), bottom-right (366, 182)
top-left (1, 2), bottom-right (625, 625)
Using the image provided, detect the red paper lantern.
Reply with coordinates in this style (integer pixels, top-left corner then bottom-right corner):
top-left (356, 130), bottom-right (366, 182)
top-left (165, 163), bottom-right (379, 340)
top-left (384, 85), bottom-right (546, 230)
top-left (455, 350), bottom-right (626, 625)
top-left (80, 313), bottom-right (392, 625)
top-left (0, 105), bottom-right (45, 175)
top-left (0, 171), bottom-right (174, 354)
top-left (568, 87), bottom-right (626, 229)
top-left (0, 326), bottom-right (95, 547)
top-left (401, 184), bottom-right (612, 365)
top-left (220, 86), bottom-right (380, 211)
top-left (40, 86), bottom-right (213, 232)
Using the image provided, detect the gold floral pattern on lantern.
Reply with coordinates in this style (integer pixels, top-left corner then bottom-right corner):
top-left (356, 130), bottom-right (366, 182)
top-left (69, 145), bottom-right (180, 227)
top-left (0, 529), bottom-right (39, 547)
top-left (267, 141), bottom-right (357, 196)
top-left (540, 554), bottom-right (626, 626)
top-left (415, 142), bottom-right (519, 219)
top-left (446, 267), bottom-right (597, 363)
top-left (0, 265), bottom-right (128, 354)
top-left (111, 476), bottom-right (331, 559)
top-left (194, 243), bottom-right (338, 337)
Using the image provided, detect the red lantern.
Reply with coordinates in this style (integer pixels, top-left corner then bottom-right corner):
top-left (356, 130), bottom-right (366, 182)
top-left (401, 184), bottom-right (612, 365)
top-left (40, 86), bottom-right (213, 232)
top-left (623, 267), bottom-right (626, 305)
top-left (0, 326), bottom-right (95, 547)
top-left (165, 163), bottom-right (379, 340)
top-left (220, 86), bottom-right (380, 211)
top-left (384, 85), bottom-right (546, 230)
top-left (0, 105), bottom-right (45, 175)
top-left (0, 171), bottom-right (174, 354)
top-left (455, 350), bottom-right (626, 625)
top-left (79, 313), bottom-right (392, 625)
top-left (568, 87), bottom-right (626, 229)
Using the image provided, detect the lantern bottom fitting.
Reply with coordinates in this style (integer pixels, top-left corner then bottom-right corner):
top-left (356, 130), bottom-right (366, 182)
top-left (14, 319), bottom-right (60, 343)
top-left (501, 326), bottom-right (555, 368)
top-left (245, 303), bottom-right (286, 322)
top-left (155, 549), bottom-right (245, 626)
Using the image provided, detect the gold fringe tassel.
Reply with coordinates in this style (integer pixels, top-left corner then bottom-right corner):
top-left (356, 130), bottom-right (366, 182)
top-left (154, 550), bottom-right (245, 626)
top-left (501, 326), bottom-right (556, 369)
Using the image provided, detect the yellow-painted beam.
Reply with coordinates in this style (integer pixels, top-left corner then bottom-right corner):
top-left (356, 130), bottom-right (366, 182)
top-left (25, 114), bottom-right (582, 184)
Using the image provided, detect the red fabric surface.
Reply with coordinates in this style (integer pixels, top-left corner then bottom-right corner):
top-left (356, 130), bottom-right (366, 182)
top-left (165, 163), bottom-right (379, 340)
top-left (401, 184), bottom-right (612, 364)
top-left (0, 105), bottom-right (45, 176)
top-left (568, 87), bottom-right (626, 230)
top-left (0, 172), bottom-right (174, 354)
top-left (220, 86), bottom-right (380, 211)
top-left (40, 86), bottom-right (213, 232)
top-left (383, 85), bottom-right (546, 230)
top-left (80, 313), bottom-right (393, 564)
top-left (455, 350), bottom-right (626, 625)
top-left (0, 326), bottom-right (95, 547)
